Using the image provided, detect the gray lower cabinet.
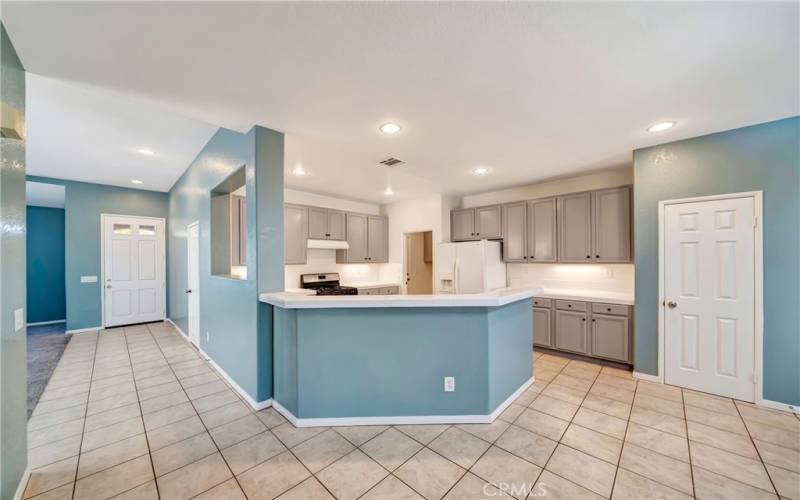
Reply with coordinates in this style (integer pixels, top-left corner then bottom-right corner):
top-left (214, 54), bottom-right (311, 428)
top-left (558, 192), bottom-right (593, 263)
top-left (367, 216), bottom-right (389, 263)
top-left (475, 205), bottom-right (502, 239)
top-left (554, 309), bottom-right (589, 354)
top-left (452, 208), bottom-right (476, 241)
top-left (308, 207), bottom-right (346, 240)
top-left (284, 204), bottom-right (308, 265)
top-left (593, 186), bottom-right (631, 262)
top-left (590, 313), bottom-right (629, 362)
top-left (358, 286), bottom-right (399, 295)
top-left (533, 307), bottom-right (553, 348)
top-left (528, 198), bottom-right (557, 262)
top-left (502, 202), bottom-right (527, 262)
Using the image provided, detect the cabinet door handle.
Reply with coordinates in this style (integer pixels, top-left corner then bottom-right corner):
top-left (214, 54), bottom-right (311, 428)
top-left (595, 255), bottom-right (600, 258)
top-left (586, 255), bottom-right (591, 259)
top-left (567, 304), bottom-right (572, 308)
top-left (592, 318), bottom-right (596, 322)
top-left (582, 318), bottom-right (586, 322)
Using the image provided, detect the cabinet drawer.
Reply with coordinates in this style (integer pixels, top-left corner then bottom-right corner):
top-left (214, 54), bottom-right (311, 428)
top-left (381, 286), bottom-right (399, 295)
top-left (591, 303), bottom-right (629, 316)
top-left (532, 297), bottom-right (552, 308)
top-left (555, 300), bottom-right (587, 312)
top-left (358, 288), bottom-right (378, 296)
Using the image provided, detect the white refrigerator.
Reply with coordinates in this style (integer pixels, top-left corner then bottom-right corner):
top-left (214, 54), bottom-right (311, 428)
top-left (438, 240), bottom-right (507, 294)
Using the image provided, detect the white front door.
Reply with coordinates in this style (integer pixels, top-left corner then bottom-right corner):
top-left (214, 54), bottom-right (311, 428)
top-left (103, 215), bottom-right (165, 327)
top-left (664, 196), bottom-right (756, 401)
top-left (187, 222), bottom-right (200, 346)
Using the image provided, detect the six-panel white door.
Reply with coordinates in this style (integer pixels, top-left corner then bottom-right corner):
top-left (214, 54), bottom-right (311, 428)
top-left (103, 215), bottom-right (165, 327)
top-left (664, 196), bottom-right (755, 401)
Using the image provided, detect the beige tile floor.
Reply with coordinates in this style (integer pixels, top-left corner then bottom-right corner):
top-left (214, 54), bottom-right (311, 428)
top-left (23, 322), bottom-right (800, 500)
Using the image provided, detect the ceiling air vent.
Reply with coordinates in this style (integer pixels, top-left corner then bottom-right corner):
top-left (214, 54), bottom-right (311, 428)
top-left (379, 157), bottom-right (404, 167)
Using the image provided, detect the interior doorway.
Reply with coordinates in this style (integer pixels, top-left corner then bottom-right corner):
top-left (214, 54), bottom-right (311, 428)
top-left (404, 231), bottom-right (434, 294)
top-left (187, 222), bottom-right (200, 347)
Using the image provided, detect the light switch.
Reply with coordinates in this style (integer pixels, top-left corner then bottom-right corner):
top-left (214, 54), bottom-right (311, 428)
top-left (14, 308), bottom-right (23, 332)
top-left (80, 276), bottom-right (98, 283)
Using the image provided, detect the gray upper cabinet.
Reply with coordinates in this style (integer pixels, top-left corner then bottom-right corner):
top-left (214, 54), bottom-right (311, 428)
top-left (528, 198), bottom-right (557, 262)
top-left (452, 209), bottom-right (476, 241)
top-left (533, 307), bottom-right (553, 348)
top-left (590, 313), bottom-right (630, 362)
top-left (502, 202), bottom-right (527, 262)
top-left (558, 192), bottom-right (592, 263)
top-left (284, 204), bottom-right (308, 265)
top-left (593, 186), bottom-right (631, 263)
top-left (367, 216), bottom-right (389, 263)
top-left (337, 213), bottom-right (388, 264)
top-left (308, 207), bottom-right (345, 240)
top-left (554, 309), bottom-right (589, 354)
top-left (475, 205), bottom-right (502, 239)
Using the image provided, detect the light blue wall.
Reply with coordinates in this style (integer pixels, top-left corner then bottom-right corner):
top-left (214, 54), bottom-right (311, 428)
top-left (633, 116), bottom-right (800, 405)
top-left (1, 22), bottom-right (28, 500)
top-left (26, 206), bottom-right (65, 324)
top-left (26, 176), bottom-right (169, 331)
top-left (168, 126), bottom-right (283, 403)
top-left (274, 302), bottom-right (532, 419)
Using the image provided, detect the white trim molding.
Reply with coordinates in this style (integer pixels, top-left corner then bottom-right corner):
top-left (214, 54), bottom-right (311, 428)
top-left (632, 371), bottom-right (661, 383)
top-left (166, 318), bottom-right (187, 338)
top-left (27, 319), bottom-right (66, 327)
top-left (758, 399), bottom-right (799, 415)
top-left (658, 191), bottom-right (764, 404)
top-left (65, 326), bottom-right (103, 334)
top-left (272, 376), bottom-right (535, 428)
top-left (198, 348), bottom-right (272, 411)
top-left (13, 466), bottom-right (31, 500)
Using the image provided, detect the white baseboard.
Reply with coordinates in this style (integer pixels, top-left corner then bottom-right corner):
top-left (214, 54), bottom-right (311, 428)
top-left (197, 347), bottom-right (272, 411)
top-left (13, 466), bottom-right (31, 500)
top-left (633, 371), bottom-right (661, 383)
top-left (166, 318), bottom-right (188, 338)
top-left (272, 376), bottom-right (536, 428)
top-left (757, 398), bottom-right (799, 414)
top-left (65, 326), bottom-right (103, 334)
top-left (27, 320), bottom-right (66, 327)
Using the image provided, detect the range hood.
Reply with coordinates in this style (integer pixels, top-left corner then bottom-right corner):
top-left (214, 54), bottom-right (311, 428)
top-left (307, 239), bottom-right (350, 250)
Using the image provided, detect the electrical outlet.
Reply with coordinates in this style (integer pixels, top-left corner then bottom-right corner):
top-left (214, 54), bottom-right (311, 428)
top-left (14, 308), bottom-right (23, 332)
top-left (444, 377), bottom-right (455, 392)
top-left (206, 331), bottom-right (210, 343)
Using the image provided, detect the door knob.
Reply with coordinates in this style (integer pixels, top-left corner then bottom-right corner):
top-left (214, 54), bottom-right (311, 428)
top-left (106, 284), bottom-right (112, 288)
top-left (185, 289), bottom-right (192, 294)
top-left (667, 301), bottom-right (677, 308)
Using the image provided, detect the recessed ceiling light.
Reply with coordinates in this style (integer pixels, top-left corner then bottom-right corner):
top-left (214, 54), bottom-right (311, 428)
top-left (379, 123), bottom-right (402, 134)
top-left (472, 167), bottom-right (489, 176)
top-left (646, 121), bottom-right (676, 132)
top-left (131, 179), bottom-right (143, 185)
top-left (137, 148), bottom-right (156, 156)
top-left (384, 187), bottom-right (395, 196)
top-left (291, 165), bottom-right (307, 176)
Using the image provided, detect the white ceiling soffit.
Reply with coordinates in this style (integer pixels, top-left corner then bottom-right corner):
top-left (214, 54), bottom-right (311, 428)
top-left (4, 2), bottom-right (798, 203)
top-left (26, 181), bottom-right (65, 208)
top-left (25, 73), bottom-right (218, 192)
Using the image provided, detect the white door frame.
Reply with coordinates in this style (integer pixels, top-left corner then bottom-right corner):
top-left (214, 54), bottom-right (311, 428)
top-left (100, 213), bottom-right (167, 328)
top-left (657, 191), bottom-right (764, 404)
top-left (187, 221), bottom-right (200, 347)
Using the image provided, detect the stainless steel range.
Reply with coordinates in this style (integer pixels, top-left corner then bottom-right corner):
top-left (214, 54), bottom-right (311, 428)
top-left (300, 273), bottom-right (358, 296)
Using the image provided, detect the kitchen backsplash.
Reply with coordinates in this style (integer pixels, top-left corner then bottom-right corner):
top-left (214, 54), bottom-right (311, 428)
top-left (507, 263), bottom-right (634, 294)
top-left (284, 249), bottom-right (398, 289)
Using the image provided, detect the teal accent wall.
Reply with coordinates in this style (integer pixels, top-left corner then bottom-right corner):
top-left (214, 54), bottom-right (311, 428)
top-left (26, 206), bottom-right (65, 324)
top-left (26, 176), bottom-right (169, 331)
top-left (1, 22), bottom-right (28, 500)
top-left (168, 126), bottom-right (283, 403)
top-left (273, 301), bottom-right (533, 419)
top-left (633, 116), bottom-right (800, 405)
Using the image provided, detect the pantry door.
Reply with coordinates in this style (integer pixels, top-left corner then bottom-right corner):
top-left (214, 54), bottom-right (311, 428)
top-left (662, 194), bottom-right (758, 401)
top-left (103, 215), bottom-right (165, 327)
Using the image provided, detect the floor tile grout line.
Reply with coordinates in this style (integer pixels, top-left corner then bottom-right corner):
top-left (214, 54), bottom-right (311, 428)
top-left (608, 372), bottom-right (637, 499)
top-left (68, 331), bottom-right (101, 500)
top-left (122, 327), bottom-right (165, 500)
top-left (679, 388), bottom-right (697, 498)
top-left (144, 323), bottom-right (249, 499)
top-left (732, 397), bottom-right (782, 496)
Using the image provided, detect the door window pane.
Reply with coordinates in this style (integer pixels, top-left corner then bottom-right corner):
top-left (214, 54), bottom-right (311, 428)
top-left (138, 225), bottom-right (156, 236)
top-left (113, 224), bottom-right (132, 235)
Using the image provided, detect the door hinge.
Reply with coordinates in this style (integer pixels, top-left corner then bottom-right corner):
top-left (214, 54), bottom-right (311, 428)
top-left (749, 372), bottom-right (758, 384)
top-left (752, 216), bottom-right (758, 228)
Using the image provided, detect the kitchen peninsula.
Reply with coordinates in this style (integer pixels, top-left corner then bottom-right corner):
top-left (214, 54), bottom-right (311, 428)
top-left (260, 287), bottom-right (542, 427)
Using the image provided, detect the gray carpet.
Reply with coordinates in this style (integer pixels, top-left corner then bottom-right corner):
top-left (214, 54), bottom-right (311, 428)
top-left (27, 323), bottom-right (71, 418)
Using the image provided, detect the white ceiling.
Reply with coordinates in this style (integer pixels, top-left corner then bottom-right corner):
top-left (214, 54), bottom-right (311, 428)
top-left (4, 2), bottom-right (798, 202)
top-left (26, 181), bottom-right (65, 208)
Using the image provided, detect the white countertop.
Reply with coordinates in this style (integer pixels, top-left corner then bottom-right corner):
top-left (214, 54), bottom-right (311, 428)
top-left (344, 281), bottom-right (402, 289)
top-left (535, 288), bottom-right (635, 305)
top-left (261, 286), bottom-right (544, 309)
